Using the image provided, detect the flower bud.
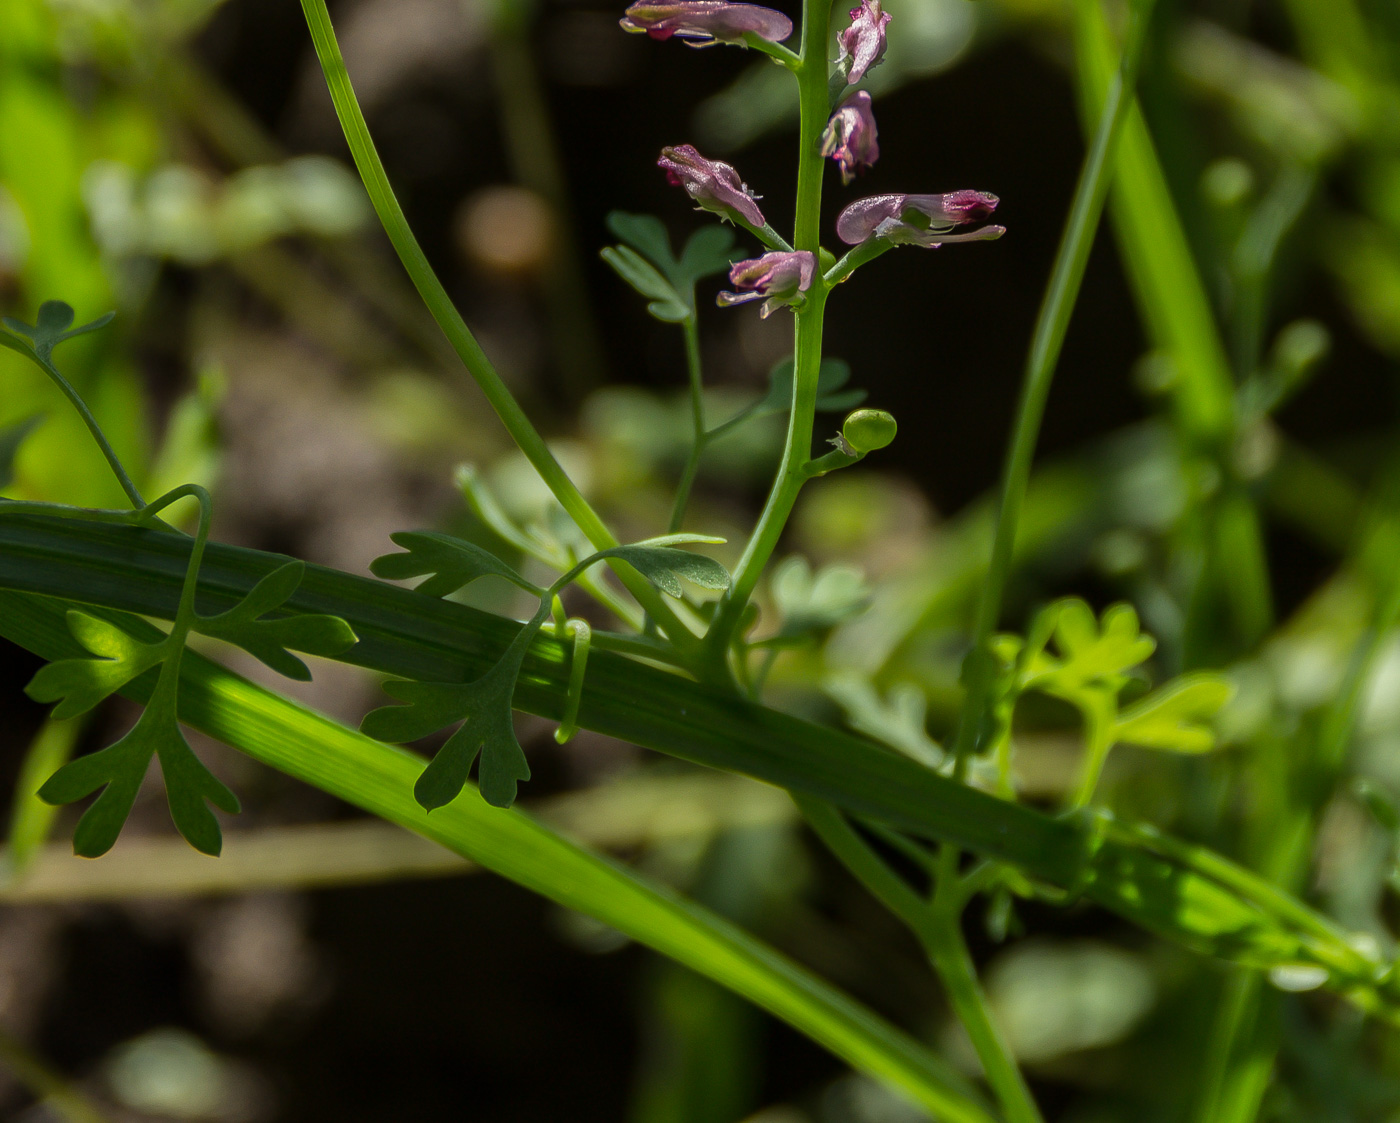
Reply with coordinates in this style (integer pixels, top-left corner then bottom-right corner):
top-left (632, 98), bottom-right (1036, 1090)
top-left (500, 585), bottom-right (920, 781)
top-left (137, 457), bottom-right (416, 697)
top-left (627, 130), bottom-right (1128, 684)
top-left (717, 250), bottom-right (816, 317)
top-left (620, 0), bottom-right (793, 47)
top-left (837, 0), bottom-right (891, 86)
top-left (841, 408), bottom-right (897, 453)
top-left (836, 191), bottom-right (1003, 248)
top-left (658, 145), bottom-right (766, 228)
top-left (820, 92), bottom-right (880, 185)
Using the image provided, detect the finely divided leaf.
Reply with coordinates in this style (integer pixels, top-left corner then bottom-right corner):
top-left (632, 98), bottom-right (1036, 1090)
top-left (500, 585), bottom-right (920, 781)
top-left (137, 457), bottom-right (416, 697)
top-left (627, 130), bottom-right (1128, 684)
top-left (370, 531), bottom-right (539, 598)
top-left (1114, 674), bottom-right (1233, 753)
top-left (1027, 599), bottom-right (1156, 696)
top-left (195, 560), bottom-right (357, 680)
top-left (25, 611), bottom-right (166, 720)
top-left (362, 658), bottom-right (532, 810)
top-left (37, 701), bottom-right (239, 857)
top-left (771, 557), bottom-right (871, 639)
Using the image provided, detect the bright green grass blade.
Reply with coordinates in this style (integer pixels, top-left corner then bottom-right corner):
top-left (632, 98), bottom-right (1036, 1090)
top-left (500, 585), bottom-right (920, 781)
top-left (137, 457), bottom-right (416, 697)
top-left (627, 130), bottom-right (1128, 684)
top-left (0, 588), bottom-right (996, 1123)
top-left (1071, 0), bottom-right (1235, 444)
top-left (0, 514), bottom-right (1393, 1016)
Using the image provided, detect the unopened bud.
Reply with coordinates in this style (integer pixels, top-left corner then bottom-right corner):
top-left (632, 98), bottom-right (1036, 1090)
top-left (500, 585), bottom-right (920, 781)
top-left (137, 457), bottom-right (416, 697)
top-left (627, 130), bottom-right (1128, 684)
top-left (841, 408), bottom-right (896, 453)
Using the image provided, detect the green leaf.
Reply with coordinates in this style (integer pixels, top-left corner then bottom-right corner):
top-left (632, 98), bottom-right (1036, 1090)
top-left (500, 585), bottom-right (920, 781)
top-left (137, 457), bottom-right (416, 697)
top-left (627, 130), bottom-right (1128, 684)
top-left (195, 560), bottom-right (358, 680)
top-left (1, 301), bottom-right (115, 361)
top-left (1113, 673), bottom-right (1234, 753)
top-left (600, 245), bottom-right (679, 304)
top-left (0, 413), bottom-right (44, 491)
top-left (37, 701), bottom-right (239, 857)
top-left (677, 225), bottom-right (738, 285)
top-left (370, 531), bottom-right (541, 597)
top-left (25, 611), bottom-right (166, 720)
top-left (362, 635), bottom-right (535, 810)
top-left (606, 211), bottom-right (677, 272)
top-left (600, 542), bottom-right (731, 599)
top-left (770, 557), bottom-right (872, 639)
top-left (1025, 598), bottom-right (1156, 697)
top-left (824, 674), bottom-right (943, 768)
top-left (755, 357), bottom-right (867, 419)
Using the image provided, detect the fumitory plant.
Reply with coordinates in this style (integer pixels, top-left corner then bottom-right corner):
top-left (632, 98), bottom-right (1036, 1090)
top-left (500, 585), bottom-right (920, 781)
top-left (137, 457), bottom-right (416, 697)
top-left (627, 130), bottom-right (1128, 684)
top-left (5, 0), bottom-right (1400, 1116)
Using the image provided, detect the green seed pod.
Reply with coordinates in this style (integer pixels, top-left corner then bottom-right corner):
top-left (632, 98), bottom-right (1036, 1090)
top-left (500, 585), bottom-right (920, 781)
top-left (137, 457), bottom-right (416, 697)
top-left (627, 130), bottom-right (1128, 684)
top-left (841, 408), bottom-right (897, 453)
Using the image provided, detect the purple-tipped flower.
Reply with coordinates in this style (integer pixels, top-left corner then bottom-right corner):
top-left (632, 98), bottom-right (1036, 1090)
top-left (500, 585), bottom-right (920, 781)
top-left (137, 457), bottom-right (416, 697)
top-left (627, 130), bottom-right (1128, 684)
top-left (820, 92), bottom-right (879, 185)
top-left (837, 0), bottom-right (891, 85)
top-left (658, 145), bottom-right (766, 228)
top-left (836, 191), bottom-right (1004, 248)
top-left (620, 0), bottom-right (793, 46)
top-left (717, 251), bottom-right (816, 317)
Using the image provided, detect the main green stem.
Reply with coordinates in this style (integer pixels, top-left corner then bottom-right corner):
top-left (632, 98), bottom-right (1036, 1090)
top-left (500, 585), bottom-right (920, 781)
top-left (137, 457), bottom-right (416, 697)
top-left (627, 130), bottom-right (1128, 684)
top-left (297, 0), bottom-right (700, 663)
top-left (668, 316), bottom-right (707, 533)
top-left (951, 0), bottom-right (1155, 758)
top-left (704, 0), bottom-right (832, 673)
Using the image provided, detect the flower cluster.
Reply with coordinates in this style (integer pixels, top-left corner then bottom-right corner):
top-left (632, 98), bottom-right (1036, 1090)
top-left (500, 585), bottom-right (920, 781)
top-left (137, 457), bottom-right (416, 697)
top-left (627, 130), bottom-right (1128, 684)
top-left (626, 0), bottom-right (1003, 318)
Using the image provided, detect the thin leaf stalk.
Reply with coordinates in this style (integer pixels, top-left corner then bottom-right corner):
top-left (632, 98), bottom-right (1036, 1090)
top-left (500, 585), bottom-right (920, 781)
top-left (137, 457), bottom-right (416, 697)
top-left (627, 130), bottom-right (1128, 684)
top-left (668, 315), bottom-right (707, 533)
top-left (952, 0), bottom-right (1156, 759)
top-left (296, 0), bottom-right (701, 662)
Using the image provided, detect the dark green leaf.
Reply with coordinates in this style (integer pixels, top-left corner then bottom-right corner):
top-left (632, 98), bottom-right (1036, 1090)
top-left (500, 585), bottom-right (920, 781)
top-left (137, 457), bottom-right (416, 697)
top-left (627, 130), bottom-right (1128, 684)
top-left (677, 225), bottom-right (738, 285)
top-left (605, 211), bottom-right (677, 272)
top-left (195, 560), bottom-right (357, 680)
top-left (600, 245), bottom-right (679, 304)
top-left (0, 413), bottom-right (44, 491)
top-left (754, 357), bottom-right (867, 419)
top-left (2, 301), bottom-right (115, 360)
top-left (25, 611), bottom-right (165, 720)
top-left (38, 701), bottom-right (239, 856)
top-left (362, 646), bottom-right (533, 810)
top-left (1113, 674), bottom-right (1233, 753)
top-left (370, 531), bottom-right (540, 598)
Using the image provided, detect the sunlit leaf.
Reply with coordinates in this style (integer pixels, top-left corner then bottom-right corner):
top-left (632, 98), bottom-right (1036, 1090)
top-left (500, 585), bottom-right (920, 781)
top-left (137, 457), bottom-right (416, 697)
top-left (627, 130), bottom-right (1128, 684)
top-left (370, 531), bottom-right (541, 597)
top-left (1024, 599), bottom-right (1156, 697)
top-left (195, 560), bottom-right (357, 680)
top-left (25, 611), bottom-right (165, 720)
top-left (601, 542), bottom-right (731, 598)
top-left (1113, 674), bottom-right (1233, 753)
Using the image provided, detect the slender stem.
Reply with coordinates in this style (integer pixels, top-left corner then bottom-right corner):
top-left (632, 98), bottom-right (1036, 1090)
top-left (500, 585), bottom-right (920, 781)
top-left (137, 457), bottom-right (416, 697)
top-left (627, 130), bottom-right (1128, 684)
top-left (35, 355), bottom-right (144, 509)
top-left (669, 316), bottom-right (708, 533)
top-left (801, 795), bottom-right (1040, 1122)
top-left (929, 846), bottom-right (1043, 1123)
top-left (1067, 690), bottom-right (1115, 809)
top-left (735, 215), bottom-right (796, 253)
top-left (951, 0), bottom-right (1155, 758)
top-left (297, 0), bottom-right (700, 662)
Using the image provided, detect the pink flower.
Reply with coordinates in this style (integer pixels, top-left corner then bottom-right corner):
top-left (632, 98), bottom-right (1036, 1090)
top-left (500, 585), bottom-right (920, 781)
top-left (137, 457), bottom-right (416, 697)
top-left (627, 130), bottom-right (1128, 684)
top-left (717, 251), bottom-right (816, 317)
top-left (620, 0), bottom-right (793, 46)
top-left (836, 191), bottom-right (1004, 247)
top-left (820, 92), bottom-right (879, 185)
top-left (837, 0), bottom-right (891, 85)
top-left (658, 145), bottom-right (766, 228)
